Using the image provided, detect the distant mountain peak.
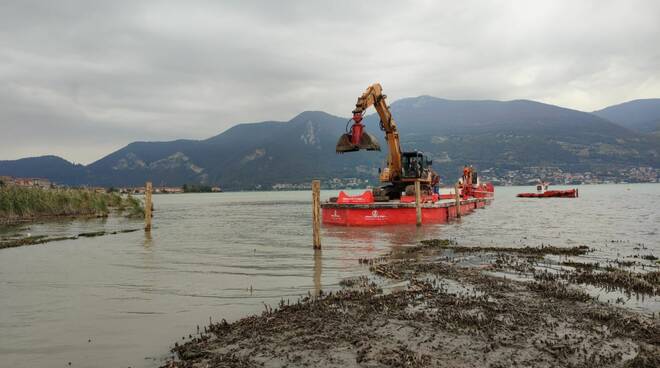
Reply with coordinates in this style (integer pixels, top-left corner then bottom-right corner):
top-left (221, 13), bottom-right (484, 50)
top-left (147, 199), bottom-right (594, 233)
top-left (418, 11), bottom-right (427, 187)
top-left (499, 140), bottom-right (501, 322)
top-left (392, 95), bottom-right (448, 106)
top-left (595, 98), bottom-right (660, 112)
top-left (289, 110), bottom-right (341, 123)
top-left (1, 155), bottom-right (73, 164)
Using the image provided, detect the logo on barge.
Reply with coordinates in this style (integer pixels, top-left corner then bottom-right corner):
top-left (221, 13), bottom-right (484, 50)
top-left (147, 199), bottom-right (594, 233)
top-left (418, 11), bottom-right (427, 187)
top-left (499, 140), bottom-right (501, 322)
top-left (365, 210), bottom-right (387, 221)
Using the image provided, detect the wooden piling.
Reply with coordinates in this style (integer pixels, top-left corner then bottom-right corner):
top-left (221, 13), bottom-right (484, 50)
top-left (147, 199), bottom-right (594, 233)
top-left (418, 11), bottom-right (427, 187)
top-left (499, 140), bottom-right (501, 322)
top-left (414, 180), bottom-right (422, 226)
top-left (454, 183), bottom-right (461, 218)
top-left (312, 180), bottom-right (321, 249)
top-left (145, 181), bottom-right (152, 231)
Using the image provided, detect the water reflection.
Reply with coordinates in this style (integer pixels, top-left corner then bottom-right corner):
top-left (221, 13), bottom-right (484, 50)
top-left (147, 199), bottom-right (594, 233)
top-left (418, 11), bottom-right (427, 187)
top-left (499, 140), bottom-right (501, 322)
top-left (324, 223), bottom-right (444, 250)
top-left (143, 230), bottom-right (153, 248)
top-left (313, 249), bottom-right (322, 296)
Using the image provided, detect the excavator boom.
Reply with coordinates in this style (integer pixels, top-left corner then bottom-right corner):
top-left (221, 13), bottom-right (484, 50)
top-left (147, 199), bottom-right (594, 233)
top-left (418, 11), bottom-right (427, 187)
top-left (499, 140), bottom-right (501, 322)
top-left (336, 83), bottom-right (438, 199)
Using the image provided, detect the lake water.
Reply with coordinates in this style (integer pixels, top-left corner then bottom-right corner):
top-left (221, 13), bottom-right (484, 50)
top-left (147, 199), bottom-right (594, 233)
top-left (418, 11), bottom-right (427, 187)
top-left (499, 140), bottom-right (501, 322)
top-left (0, 184), bottom-right (658, 367)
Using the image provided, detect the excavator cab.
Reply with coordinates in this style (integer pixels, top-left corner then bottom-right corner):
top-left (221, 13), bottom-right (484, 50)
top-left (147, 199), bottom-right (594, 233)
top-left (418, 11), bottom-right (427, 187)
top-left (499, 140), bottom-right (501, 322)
top-left (401, 151), bottom-right (433, 179)
top-left (336, 114), bottom-right (381, 153)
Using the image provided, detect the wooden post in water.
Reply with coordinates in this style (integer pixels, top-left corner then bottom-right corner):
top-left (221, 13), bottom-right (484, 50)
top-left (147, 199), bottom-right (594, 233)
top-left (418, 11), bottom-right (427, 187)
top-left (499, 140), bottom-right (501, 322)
top-left (144, 182), bottom-right (152, 232)
top-left (454, 183), bottom-right (461, 218)
top-left (414, 180), bottom-right (422, 226)
top-left (312, 180), bottom-right (321, 249)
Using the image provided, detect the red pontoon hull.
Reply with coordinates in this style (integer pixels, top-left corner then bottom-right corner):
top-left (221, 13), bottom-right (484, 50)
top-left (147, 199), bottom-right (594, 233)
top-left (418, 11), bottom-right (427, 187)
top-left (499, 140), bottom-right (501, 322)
top-left (517, 189), bottom-right (578, 198)
top-left (322, 195), bottom-right (492, 226)
top-left (323, 184), bottom-right (494, 226)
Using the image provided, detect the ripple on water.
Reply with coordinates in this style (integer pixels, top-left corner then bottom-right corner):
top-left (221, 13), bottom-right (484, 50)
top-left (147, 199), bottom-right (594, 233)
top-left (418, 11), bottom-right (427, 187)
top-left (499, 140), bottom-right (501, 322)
top-left (0, 185), bottom-right (658, 367)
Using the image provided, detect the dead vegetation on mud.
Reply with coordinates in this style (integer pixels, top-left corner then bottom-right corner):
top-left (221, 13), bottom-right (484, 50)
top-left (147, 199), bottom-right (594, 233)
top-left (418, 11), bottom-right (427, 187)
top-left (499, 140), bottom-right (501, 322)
top-left (164, 240), bottom-right (659, 368)
top-left (0, 229), bottom-right (140, 250)
top-left (420, 238), bottom-right (592, 256)
top-left (535, 268), bottom-right (660, 296)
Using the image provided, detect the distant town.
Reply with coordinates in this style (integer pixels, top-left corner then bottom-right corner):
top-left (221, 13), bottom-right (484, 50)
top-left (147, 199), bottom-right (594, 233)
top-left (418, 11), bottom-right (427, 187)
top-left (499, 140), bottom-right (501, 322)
top-left (0, 176), bottom-right (222, 194)
top-left (478, 166), bottom-right (659, 186)
top-left (271, 165), bottom-right (659, 190)
top-left (1, 165), bottom-right (658, 193)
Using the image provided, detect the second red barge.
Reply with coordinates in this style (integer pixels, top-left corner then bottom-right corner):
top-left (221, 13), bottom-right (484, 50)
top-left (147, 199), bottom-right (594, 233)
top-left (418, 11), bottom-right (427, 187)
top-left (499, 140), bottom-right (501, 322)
top-left (516, 182), bottom-right (578, 198)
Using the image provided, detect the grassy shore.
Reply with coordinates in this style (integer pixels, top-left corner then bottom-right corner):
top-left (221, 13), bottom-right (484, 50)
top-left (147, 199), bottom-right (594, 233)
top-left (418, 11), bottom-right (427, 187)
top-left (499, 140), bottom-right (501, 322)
top-left (0, 186), bottom-right (144, 224)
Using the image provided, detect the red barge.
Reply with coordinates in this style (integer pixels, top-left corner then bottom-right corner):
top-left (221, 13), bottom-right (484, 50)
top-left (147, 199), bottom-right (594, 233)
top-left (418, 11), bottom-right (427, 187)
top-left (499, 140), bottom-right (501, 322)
top-left (322, 187), bottom-right (493, 226)
top-left (322, 83), bottom-right (494, 226)
top-left (322, 177), bottom-right (494, 226)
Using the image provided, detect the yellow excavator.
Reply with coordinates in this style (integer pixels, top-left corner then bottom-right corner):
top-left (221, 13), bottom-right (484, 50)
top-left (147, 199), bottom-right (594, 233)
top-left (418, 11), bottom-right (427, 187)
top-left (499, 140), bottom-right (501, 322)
top-left (336, 83), bottom-right (438, 200)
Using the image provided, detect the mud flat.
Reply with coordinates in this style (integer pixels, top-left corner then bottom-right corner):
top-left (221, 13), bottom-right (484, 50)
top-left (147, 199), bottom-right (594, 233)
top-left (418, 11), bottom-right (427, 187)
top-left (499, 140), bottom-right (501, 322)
top-left (164, 241), bottom-right (659, 368)
top-left (0, 228), bottom-right (142, 250)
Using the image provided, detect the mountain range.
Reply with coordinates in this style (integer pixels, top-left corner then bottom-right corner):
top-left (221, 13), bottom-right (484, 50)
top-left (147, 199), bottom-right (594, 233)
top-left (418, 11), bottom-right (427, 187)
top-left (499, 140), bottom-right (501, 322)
top-left (593, 99), bottom-right (660, 134)
top-left (1, 97), bottom-right (659, 189)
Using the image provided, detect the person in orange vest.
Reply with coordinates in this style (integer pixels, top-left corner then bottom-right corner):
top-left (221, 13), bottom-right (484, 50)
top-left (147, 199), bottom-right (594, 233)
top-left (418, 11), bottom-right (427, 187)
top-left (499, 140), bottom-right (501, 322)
top-left (431, 173), bottom-right (440, 194)
top-left (461, 166), bottom-right (470, 198)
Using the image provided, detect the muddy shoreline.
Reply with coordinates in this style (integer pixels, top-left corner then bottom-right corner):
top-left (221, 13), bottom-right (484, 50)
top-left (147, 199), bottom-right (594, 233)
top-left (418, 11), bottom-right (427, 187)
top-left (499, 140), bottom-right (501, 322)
top-left (0, 212), bottom-right (109, 226)
top-left (164, 241), bottom-right (659, 367)
top-left (0, 228), bottom-right (141, 250)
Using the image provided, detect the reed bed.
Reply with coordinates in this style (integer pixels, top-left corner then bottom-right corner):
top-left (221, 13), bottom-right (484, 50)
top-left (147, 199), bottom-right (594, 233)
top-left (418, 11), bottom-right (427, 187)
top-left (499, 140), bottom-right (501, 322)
top-left (0, 186), bottom-right (144, 224)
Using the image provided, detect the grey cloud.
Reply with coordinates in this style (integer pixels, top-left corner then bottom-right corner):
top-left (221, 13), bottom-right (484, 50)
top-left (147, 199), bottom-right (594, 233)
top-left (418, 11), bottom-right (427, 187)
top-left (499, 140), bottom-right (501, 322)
top-left (1, 0), bottom-right (659, 163)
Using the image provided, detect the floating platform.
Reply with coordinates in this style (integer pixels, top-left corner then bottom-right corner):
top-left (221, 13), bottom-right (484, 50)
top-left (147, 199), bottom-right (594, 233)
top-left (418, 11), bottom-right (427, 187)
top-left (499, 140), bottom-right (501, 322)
top-left (322, 193), bottom-right (493, 226)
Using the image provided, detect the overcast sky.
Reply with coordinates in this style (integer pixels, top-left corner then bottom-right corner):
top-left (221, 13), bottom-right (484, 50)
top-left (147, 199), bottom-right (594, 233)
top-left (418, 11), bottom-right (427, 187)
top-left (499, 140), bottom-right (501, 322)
top-left (1, 1), bottom-right (659, 164)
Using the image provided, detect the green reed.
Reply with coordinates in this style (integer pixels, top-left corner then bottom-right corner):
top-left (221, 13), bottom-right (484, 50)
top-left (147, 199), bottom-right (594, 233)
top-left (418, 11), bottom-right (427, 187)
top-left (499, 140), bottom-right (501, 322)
top-left (0, 186), bottom-right (144, 222)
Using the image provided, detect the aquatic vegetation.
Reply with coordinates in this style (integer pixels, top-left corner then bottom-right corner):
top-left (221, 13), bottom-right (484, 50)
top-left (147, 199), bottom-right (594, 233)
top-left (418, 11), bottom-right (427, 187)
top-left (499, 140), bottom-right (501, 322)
top-left (535, 267), bottom-right (659, 296)
top-left (420, 238), bottom-right (591, 256)
top-left (339, 276), bottom-right (369, 288)
top-left (0, 186), bottom-right (144, 224)
top-left (529, 281), bottom-right (593, 302)
top-left (561, 261), bottom-right (601, 271)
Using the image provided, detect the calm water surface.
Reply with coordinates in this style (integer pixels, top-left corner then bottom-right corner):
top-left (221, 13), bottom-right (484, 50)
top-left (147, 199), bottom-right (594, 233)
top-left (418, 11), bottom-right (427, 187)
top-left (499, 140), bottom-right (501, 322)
top-left (0, 184), bottom-right (658, 367)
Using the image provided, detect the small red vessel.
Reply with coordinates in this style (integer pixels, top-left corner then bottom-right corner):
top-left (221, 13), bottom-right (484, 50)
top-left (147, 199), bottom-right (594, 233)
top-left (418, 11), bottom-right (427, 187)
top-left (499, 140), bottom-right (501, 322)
top-left (517, 182), bottom-right (578, 198)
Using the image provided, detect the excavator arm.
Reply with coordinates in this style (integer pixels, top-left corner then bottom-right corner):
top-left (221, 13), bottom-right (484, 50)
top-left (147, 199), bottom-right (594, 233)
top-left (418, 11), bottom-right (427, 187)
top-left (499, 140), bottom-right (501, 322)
top-left (336, 83), bottom-right (438, 198)
top-left (336, 83), bottom-right (402, 182)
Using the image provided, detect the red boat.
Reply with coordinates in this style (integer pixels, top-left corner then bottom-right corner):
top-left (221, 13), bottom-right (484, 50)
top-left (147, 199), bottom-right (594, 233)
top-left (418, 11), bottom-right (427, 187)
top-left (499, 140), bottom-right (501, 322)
top-left (517, 182), bottom-right (578, 198)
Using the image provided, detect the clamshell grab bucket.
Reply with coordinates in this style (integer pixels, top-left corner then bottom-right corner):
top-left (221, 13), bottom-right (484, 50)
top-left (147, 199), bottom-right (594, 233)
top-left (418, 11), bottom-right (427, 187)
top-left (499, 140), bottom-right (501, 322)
top-left (335, 122), bottom-right (381, 153)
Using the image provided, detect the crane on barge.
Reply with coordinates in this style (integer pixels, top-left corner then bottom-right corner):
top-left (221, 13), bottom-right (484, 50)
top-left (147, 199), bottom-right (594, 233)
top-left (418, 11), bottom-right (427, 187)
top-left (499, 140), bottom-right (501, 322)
top-left (336, 83), bottom-right (438, 201)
